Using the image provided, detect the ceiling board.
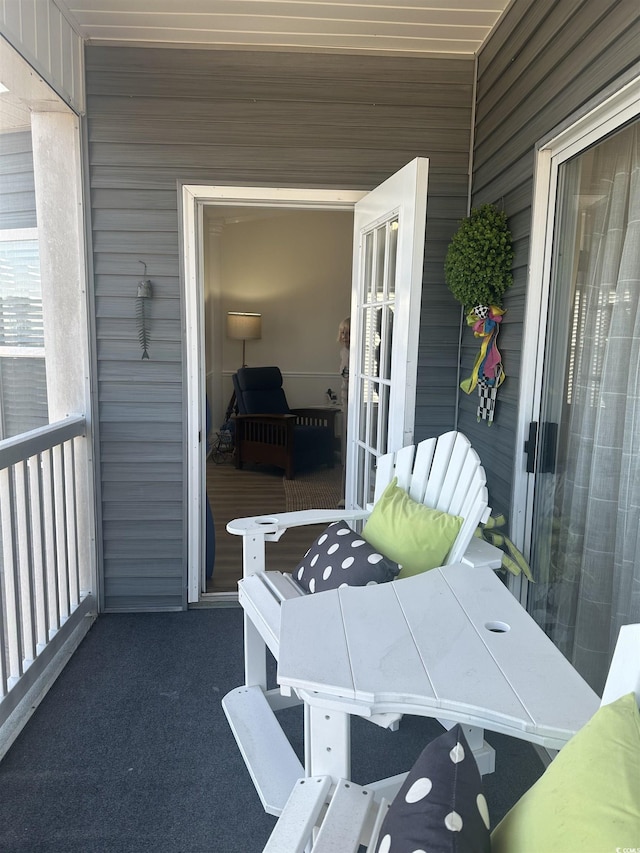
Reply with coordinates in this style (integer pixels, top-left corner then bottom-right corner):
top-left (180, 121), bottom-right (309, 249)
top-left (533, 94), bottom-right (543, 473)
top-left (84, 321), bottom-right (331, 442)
top-left (58, 0), bottom-right (510, 56)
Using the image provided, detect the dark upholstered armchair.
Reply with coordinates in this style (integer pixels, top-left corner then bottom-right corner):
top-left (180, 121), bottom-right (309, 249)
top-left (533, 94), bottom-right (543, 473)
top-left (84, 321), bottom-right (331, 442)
top-left (232, 366), bottom-right (337, 480)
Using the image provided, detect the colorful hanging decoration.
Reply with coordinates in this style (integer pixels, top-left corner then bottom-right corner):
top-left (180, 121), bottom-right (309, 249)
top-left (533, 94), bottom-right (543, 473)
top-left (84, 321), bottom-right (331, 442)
top-left (460, 304), bottom-right (506, 425)
top-left (444, 204), bottom-right (514, 426)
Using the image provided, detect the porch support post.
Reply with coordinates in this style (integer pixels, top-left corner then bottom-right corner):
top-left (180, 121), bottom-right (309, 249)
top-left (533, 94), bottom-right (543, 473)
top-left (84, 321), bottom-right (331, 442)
top-left (30, 111), bottom-right (96, 600)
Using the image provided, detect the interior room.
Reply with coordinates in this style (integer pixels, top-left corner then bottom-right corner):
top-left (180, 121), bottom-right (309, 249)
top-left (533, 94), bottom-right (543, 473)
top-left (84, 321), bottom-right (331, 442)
top-left (203, 206), bottom-right (353, 593)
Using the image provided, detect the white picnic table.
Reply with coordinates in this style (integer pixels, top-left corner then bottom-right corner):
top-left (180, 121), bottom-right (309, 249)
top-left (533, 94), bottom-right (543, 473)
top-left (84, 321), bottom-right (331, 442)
top-left (277, 562), bottom-right (600, 787)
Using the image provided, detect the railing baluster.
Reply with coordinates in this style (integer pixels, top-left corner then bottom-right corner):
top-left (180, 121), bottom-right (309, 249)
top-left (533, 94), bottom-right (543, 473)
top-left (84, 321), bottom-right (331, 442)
top-left (64, 440), bottom-right (79, 609)
top-left (29, 453), bottom-right (48, 654)
top-left (1, 467), bottom-right (23, 687)
top-left (52, 444), bottom-right (69, 623)
top-left (41, 447), bottom-right (60, 637)
top-left (0, 592), bottom-right (6, 699)
top-left (0, 468), bottom-right (14, 698)
top-left (15, 460), bottom-right (36, 668)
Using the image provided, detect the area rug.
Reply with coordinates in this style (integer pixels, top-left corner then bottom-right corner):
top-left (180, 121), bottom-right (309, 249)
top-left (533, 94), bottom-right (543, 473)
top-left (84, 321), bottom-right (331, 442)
top-left (283, 465), bottom-right (343, 511)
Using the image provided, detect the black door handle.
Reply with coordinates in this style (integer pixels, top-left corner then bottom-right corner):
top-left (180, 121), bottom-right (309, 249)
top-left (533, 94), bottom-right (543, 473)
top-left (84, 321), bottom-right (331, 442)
top-left (524, 421), bottom-right (537, 473)
top-left (524, 421), bottom-right (558, 474)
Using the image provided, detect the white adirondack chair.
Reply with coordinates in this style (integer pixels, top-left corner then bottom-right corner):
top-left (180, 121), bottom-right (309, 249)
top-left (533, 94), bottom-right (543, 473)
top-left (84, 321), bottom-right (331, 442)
top-left (262, 623), bottom-right (640, 853)
top-left (222, 431), bottom-right (503, 815)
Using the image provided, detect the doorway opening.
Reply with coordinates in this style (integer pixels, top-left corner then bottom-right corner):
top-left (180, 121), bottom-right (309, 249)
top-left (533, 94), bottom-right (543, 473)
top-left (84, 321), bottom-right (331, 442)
top-left (204, 205), bottom-right (354, 595)
top-left (181, 186), bottom-right (365, 603)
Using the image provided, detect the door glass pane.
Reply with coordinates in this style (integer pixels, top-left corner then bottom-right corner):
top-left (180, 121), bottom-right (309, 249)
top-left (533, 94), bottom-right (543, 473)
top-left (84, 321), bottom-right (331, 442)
top-left (528, 120), bottom-right (640, 693)
top-left (374, 225), bottom-right (386, 297)
top-left (363, 231), bottom-right (373, 295)
top-left (372, 305), bottom-right (383, 378)
top-left (361, 306), bottom-right (375, 376)
top-left (387, 219), bottom-right (398, 297)
top-left (378, 382), bottom-right (390, 455)
top-left (383, 306), bottom-right (394, 382)
top-left (370, 382), bottom-right (379, 449)
top-left (356, 444), bottom-right (366, 507)
top-left (358, 379), bottom-right (369, 444)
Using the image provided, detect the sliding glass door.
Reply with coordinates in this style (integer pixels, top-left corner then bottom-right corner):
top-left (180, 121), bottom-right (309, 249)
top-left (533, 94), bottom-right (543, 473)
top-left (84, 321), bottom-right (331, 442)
top-left (527, 117), bottom-right (640, 692)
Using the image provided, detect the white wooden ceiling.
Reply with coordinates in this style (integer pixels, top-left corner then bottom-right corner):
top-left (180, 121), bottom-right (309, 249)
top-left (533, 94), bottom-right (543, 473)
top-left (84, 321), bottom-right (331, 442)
top-left (56, 0), bottom-right (510, 57)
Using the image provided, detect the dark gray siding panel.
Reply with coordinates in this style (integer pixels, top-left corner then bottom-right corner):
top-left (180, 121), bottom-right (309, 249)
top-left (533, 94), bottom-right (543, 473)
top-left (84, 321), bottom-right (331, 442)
top-left (0, 130), bottom-right (36, 229)
top-left (466, 0), bottom-right (640, 517)
top-left (85, 46), bottom-right (474, 611)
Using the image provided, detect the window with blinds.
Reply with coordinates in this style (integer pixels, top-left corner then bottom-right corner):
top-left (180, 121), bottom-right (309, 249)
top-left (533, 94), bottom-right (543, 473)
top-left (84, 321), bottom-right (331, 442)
top-left (0, 231), bottom-right (49, 439)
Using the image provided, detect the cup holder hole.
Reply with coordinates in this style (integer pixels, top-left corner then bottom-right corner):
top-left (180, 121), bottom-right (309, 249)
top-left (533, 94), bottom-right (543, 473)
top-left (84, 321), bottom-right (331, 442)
top-left (485, 621), bottom-right (511, 633)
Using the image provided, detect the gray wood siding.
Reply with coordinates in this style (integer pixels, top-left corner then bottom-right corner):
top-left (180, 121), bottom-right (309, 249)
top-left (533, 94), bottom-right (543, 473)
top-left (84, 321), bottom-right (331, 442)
top-left (466, 0), bottom-right (640, 518)
top-left (85, 46), bottom-right (474, 611)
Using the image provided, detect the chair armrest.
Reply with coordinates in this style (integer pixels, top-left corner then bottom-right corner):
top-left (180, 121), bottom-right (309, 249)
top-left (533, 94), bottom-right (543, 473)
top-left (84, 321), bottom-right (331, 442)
top-left (460, 536), bottom-right (504, 570)
top-left (235, 413), bottom-right (297, 421)
top-left (227, 508), bottom-right (370, 539)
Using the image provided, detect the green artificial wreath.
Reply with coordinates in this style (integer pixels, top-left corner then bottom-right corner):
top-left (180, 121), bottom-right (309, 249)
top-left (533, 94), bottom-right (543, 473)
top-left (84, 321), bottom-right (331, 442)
top-left (445, 204), bottom-right (514, 312)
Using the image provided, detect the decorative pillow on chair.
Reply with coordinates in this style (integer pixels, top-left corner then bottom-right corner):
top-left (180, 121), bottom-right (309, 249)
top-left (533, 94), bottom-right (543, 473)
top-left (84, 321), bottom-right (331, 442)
top-left (375, 724), bottom-right (491, 853)
top-left (363, 478), bottom-right (463, 578)
top-left (293, 521), bottom-right (400, 594)
top-left (491, 691), bottom-right (640, 853)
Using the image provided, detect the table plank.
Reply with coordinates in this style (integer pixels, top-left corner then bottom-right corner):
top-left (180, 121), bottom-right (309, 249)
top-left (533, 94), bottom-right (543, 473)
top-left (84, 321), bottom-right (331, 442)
top-left (392, 570), bottom-right (533, 730)
top-left (278, 588), bottom-right (353, 698)
top-left (339, 582), bottom-right (436, 705)
top-left (440, 564), bottom-right (600, 741)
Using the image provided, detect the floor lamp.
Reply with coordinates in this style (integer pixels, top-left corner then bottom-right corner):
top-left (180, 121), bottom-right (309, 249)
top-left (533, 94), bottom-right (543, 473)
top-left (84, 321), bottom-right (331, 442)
top-left (225, 312), bottom-right (262, 421)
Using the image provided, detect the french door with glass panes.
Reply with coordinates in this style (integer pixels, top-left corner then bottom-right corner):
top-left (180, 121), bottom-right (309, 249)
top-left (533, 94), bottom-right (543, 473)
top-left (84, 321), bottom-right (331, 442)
top-left (345, 158), bottom-right (429, 510)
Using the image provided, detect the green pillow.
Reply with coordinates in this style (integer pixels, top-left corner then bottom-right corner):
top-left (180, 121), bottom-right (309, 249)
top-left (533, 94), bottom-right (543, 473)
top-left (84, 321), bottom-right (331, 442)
top-left (362, 478), bottom-right (463, 578)
top-left (491, 692), bottom-right (640, 853)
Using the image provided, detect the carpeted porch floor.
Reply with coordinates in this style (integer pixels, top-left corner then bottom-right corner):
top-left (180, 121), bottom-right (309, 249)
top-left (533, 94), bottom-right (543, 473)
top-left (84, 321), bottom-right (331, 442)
top-left (0, 607), bottom-right (545, 852)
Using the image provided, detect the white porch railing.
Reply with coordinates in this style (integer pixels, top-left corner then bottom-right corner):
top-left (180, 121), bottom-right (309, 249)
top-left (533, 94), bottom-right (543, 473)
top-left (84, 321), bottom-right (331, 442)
top-left (0, 415), bottom-right (97, 757)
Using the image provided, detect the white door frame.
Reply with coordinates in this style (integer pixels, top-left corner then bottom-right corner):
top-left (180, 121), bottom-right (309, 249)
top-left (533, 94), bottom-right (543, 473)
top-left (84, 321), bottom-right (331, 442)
top-left (511, 74), bottom-right (640, 604)
top-left (181, 185), bottom-right (366, 603)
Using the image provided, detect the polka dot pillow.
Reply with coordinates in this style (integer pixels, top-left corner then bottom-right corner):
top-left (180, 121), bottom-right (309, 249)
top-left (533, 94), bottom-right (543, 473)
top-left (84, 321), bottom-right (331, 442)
top-left (293, 521), bottom-right (400, 594)
top-left (375, 724), bottom-right (491, 853)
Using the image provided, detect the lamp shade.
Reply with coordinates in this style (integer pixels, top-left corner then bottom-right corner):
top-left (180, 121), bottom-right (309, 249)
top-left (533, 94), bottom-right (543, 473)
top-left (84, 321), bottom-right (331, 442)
top-left (226, 312), bottom-right (262, 341)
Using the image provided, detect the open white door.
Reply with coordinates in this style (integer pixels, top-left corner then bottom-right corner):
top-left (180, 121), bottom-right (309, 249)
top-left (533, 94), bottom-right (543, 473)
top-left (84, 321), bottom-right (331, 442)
top-left (346, 158), bottom-right (429, 510)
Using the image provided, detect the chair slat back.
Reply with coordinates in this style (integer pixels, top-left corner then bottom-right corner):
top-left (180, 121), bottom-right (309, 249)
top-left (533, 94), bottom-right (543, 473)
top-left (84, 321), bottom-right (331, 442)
top-left (372, 449), bottom-right (399, 502)
top-left (432, 436), bottom-right (471, 510)
top-left (390, 444), bottom-right (417, 494)
top-left (447, 448), bottom-right (485, 515)
top-left (423, 432), bottom-right (467, 509)
top-left (408, 438), bottom-right (437, 502)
